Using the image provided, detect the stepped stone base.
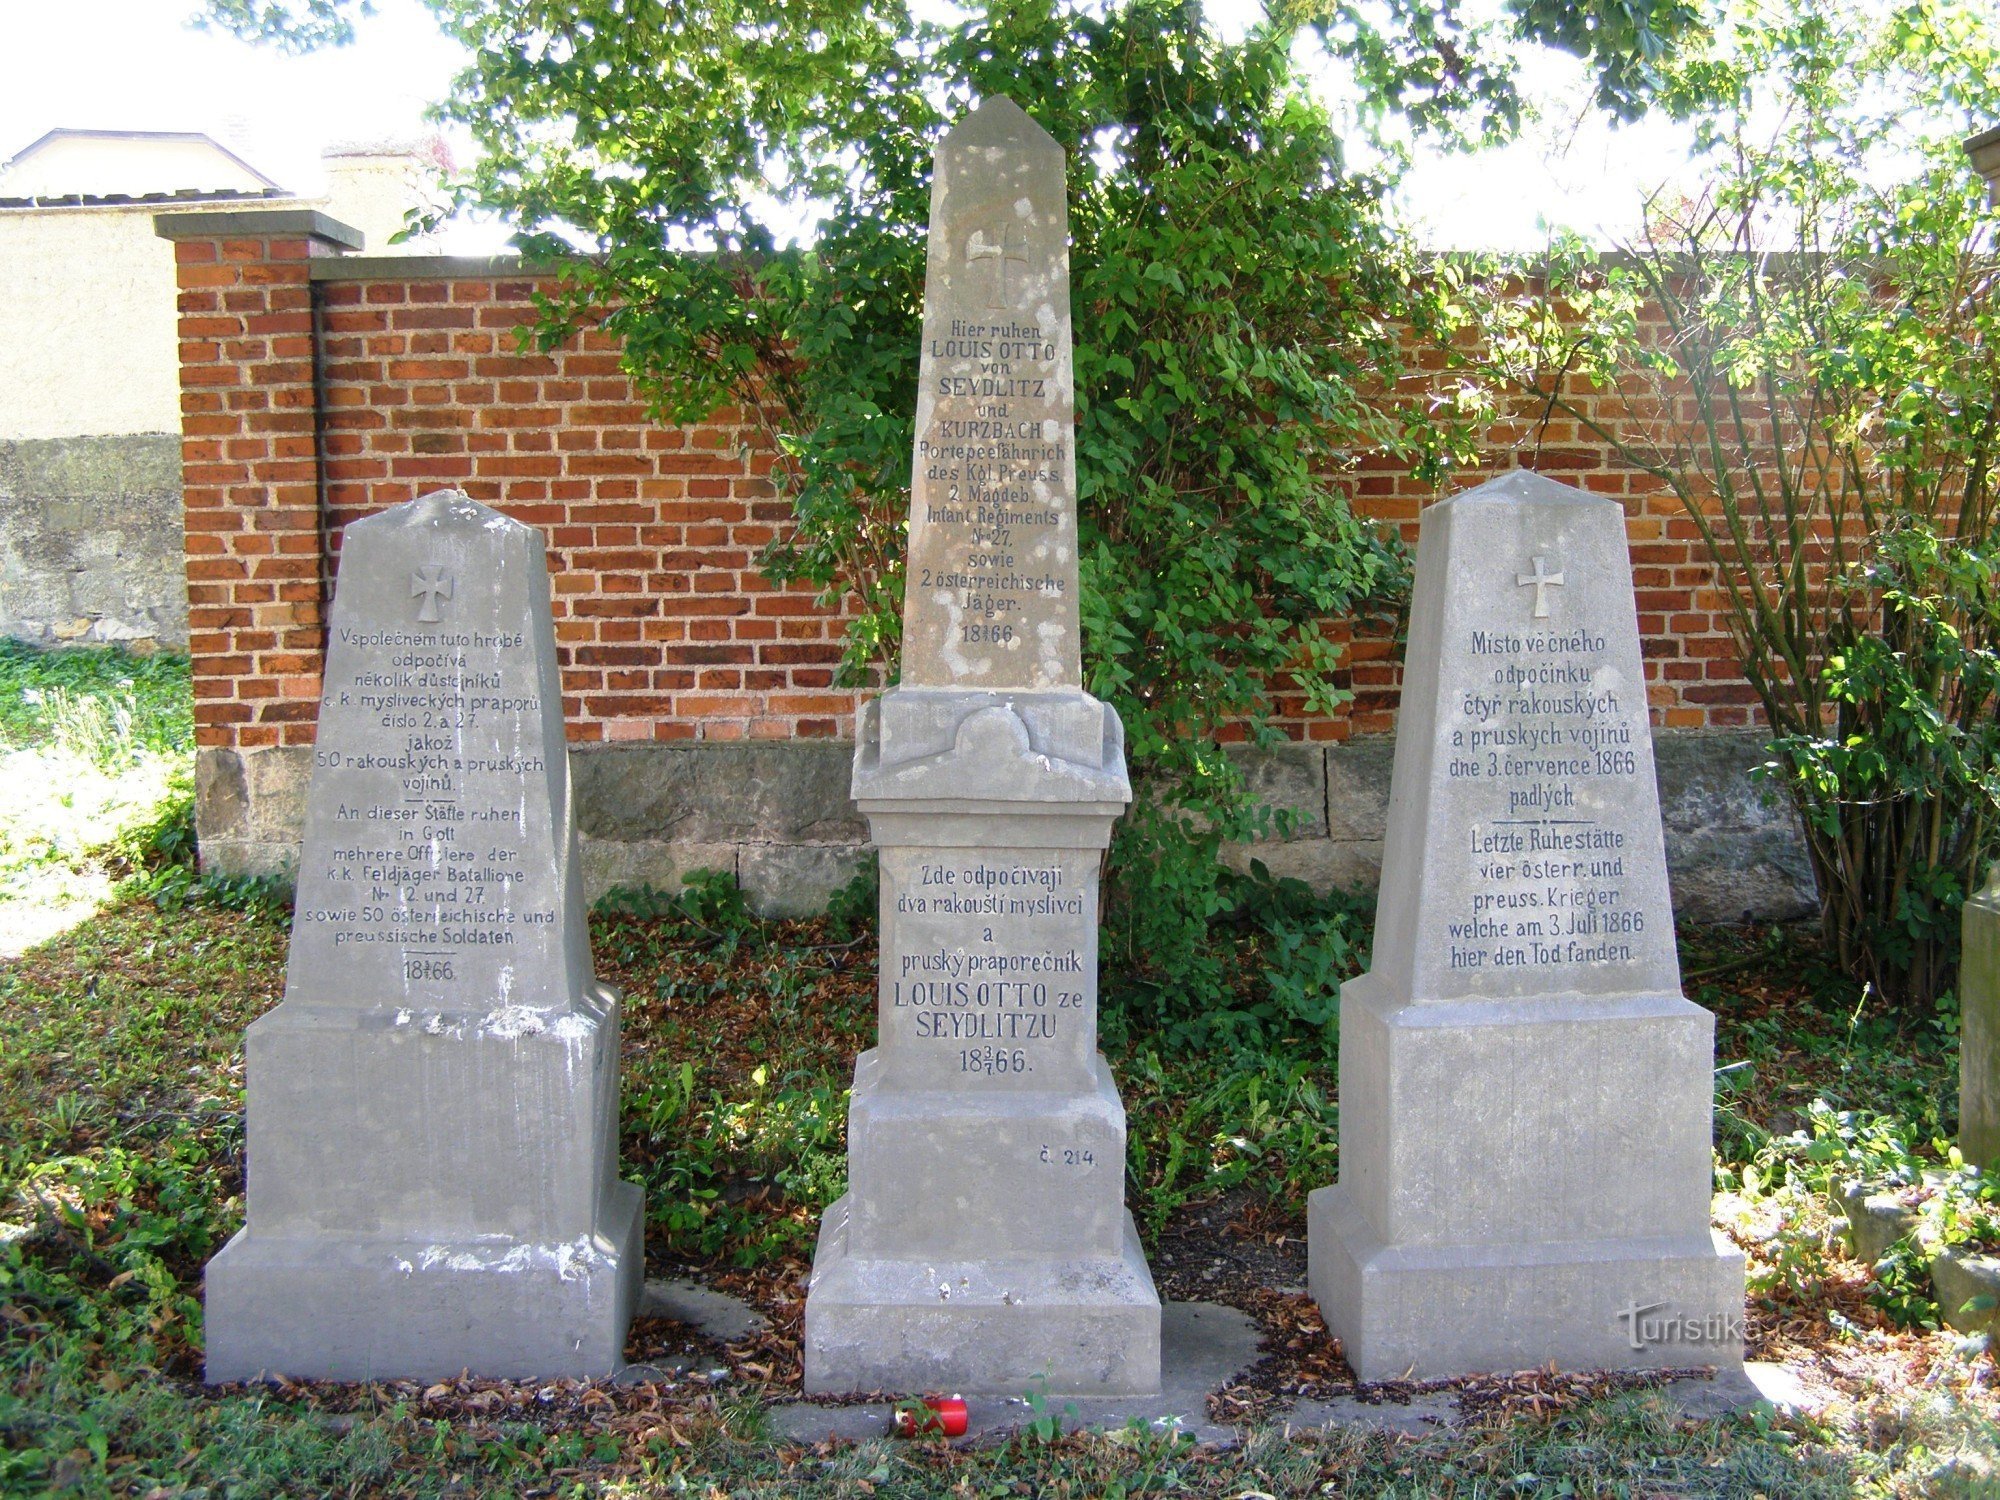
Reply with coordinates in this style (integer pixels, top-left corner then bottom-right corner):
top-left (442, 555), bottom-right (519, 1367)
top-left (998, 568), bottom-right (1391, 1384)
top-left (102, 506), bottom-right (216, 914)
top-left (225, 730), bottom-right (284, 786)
top-left (204, 1180), bottom-right (643, 1383)
top-left (804, 1198), bottom-right (1161, 1396)
top-left (1309, 1184), bottom-right (1744, 1381)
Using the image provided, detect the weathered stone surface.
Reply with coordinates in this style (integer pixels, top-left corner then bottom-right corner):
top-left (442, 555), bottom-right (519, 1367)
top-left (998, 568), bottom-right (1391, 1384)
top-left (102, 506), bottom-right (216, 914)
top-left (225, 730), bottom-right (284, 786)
top-left (1227, 741), bottom-right (1328, 839)
top-left (901, 96), bottom-right (1079, 693)
top-left (0, 434), bottom-right (186, 647)
top-left (579, 837), bottom-right (742, 904)
top-left (1961, 866), bottom-right (2000, 1171)
top-left (803, 97), bottom-right (1158, 1396)
top-left (1836, 1180), bottom-right (1922, 1267)
top-left (1653, 731), bottom-right (1815, 923)
top-left (807, 1204), bottom-right (1159, 1396)
top-left (572, 741), bottom-right (865, 845)
top-left (204, 489), bottom-right (641, 1383)
top-left (734, 843), bottom-right (872, 919)
top-left (1308, 470), bottom-right (1744, 1381)
top-left (193, 732), bottom-right (1817, 924)
top-left (1932, 1246), bottom-right (2000, 1337)
top-left (1324, 738), bottom-right (1397, 842)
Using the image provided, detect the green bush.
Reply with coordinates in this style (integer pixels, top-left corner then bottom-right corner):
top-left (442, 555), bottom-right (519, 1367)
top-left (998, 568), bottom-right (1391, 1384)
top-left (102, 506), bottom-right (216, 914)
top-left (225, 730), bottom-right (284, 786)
top-left (1480, 0), bottom-right (2000, 1007)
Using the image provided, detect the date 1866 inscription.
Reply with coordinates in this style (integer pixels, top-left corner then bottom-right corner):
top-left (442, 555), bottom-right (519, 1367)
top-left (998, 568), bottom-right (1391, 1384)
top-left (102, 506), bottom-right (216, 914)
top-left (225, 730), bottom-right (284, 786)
top-left (1435, 559), bottom-right (1653, 977)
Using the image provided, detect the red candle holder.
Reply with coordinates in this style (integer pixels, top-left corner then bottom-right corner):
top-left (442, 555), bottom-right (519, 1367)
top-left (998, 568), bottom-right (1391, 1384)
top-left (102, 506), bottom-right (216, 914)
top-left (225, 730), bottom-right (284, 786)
top-left (891, 1395), bottom-right (969, 1437)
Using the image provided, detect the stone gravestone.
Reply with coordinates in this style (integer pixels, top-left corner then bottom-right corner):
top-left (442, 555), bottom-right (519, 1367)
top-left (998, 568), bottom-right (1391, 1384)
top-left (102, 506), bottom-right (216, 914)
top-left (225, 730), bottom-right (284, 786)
top-left (803, 97), bottom-right (1161, 1396)
top-left (204, 489), bottom-right (643, 1382)
top-left (1308, 470), bottom-right (1745, 1380)
top-left (1962, 867), bottom-right (2000, 1171)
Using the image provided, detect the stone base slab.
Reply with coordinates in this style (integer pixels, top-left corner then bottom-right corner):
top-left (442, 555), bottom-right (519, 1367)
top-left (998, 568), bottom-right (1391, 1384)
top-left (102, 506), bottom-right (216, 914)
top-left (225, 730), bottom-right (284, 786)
top-left (845, 1049), bottom-right (1128, 1259)
top-left (804, 1197), bottom-right (1161, 1396)
top-left (241, 995), bottom-right (625, 1243)
top-left (1308, 1182), bottom-right (1744, 1381)
top-left (1336, 980), bottom-right (1718, 1247)
top-left (204, 1179), bottom-right (643, 1383)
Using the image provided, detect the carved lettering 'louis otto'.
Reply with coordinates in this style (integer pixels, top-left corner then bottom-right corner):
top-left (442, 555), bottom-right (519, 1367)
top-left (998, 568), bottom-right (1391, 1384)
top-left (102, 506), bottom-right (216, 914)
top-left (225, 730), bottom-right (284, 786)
top-left (966, 223), bottom-right (1030, 307)
top-left (1516, 555), bottom-right (1565, 618)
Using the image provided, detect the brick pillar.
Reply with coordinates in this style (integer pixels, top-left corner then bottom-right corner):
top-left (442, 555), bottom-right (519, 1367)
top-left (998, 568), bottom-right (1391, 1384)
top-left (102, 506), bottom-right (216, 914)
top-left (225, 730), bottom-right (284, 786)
top-left (154, 209), bottom-right (360, 755)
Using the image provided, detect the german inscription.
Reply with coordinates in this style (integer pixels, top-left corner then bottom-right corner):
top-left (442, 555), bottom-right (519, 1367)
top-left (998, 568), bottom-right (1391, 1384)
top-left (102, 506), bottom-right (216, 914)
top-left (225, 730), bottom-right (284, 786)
top-left (902, 98), bottom-right (1080, 692)
top-left (285, 491), bottom-right (584, 1013)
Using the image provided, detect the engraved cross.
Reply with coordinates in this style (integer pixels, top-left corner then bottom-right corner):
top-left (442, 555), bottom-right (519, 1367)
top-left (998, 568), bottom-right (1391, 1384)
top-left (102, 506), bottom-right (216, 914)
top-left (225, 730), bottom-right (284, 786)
top-left (412, 564), bottom-right (454, 623)
top-left (966, 224), bottom-right (1030, 308)
top-left (1516, 555), bottom-right (1565, 618)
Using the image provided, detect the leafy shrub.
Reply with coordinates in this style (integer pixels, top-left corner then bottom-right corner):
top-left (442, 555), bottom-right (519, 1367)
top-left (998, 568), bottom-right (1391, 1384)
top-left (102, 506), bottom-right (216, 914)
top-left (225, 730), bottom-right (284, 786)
top-left (596, 870), bottom-right (761, 960)
top-left (1480, 0), bottom-right (2000, 1007)
top-left (0, 642), bottom-right (192, 761)
top-left (1105, 857), bottom-right (1370, 1048)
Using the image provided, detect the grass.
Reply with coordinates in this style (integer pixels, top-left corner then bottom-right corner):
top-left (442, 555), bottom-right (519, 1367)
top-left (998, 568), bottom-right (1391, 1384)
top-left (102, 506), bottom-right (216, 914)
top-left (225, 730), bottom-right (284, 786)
top-left (0, 641), bottom-right (194, 956)
top-left (6, 892), bottom-right (1998, 1495)
top-left (2, 652), bottom-right (1998, 1495)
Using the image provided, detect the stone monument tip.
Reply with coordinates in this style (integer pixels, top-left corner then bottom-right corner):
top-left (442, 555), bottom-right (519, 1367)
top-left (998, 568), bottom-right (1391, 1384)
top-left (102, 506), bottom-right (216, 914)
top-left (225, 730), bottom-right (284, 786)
top-left (357, 487), bottom-right (521, 536)
top-left (949, 94), bottom-right (1061, 154)
top-left (1442, 468), bottom-right (1607, 510)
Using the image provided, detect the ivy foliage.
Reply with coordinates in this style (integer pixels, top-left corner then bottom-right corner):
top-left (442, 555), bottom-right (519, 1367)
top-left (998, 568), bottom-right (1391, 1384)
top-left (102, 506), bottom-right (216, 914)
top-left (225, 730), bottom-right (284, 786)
top-left (203, 0), bottom-right (1707, 1013)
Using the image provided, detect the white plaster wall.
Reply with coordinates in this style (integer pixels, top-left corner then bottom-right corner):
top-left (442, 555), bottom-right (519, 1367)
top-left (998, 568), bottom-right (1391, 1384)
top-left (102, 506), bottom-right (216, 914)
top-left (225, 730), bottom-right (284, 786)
top-left (322, 155), bottom-right (433, 253)
top-left (0, 162), bottom-right (437, 442)
top-left (0, 202), bottom-right (186, 441)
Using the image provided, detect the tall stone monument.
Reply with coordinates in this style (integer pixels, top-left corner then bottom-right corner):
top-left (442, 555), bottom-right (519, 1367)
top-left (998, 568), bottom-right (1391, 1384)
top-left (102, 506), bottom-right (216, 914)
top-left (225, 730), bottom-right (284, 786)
top-left (803, 97), bottom-right (1160, 1396)
top-left (1308, 470), bottom-right (1744, 1380)
top-left (205, 490), bottom-right (643, 1382)
top-left (1961, 867), bottom-right (2000, 1171)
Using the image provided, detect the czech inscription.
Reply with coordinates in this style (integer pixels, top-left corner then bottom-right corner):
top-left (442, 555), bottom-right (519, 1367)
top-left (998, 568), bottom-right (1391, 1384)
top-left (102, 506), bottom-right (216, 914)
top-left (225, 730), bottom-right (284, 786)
top-left (1436, 560), bottom-right (1652, 978)
top-left (296, 623), bottom-right (554, 972)
top-left (878, 847), bottom-right (1097, 1089)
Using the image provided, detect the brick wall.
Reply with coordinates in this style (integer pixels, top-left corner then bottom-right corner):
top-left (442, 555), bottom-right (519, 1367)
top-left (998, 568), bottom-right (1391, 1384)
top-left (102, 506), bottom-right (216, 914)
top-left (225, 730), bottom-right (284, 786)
top-left (156, 210), bottom-right (1756, 758)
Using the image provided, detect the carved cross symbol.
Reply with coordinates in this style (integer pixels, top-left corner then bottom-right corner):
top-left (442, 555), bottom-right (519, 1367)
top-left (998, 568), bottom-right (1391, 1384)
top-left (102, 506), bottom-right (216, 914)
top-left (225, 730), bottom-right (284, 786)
top-left (966, 224), bottom-right (1030, 308)
top-left (1516, 555), bottom-right (1565, 618)
top-left (411, 564), bottom-right (454, 623)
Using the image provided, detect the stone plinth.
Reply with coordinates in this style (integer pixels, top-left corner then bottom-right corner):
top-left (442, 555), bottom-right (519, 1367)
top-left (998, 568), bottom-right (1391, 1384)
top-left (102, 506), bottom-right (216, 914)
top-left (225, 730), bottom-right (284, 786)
top-left (804, 691), bottom-right (1159, 1394)
top-left (204, 491), bottom-right (642, 1383)
top-left (1308, 471), bottom-right (1743, 1380)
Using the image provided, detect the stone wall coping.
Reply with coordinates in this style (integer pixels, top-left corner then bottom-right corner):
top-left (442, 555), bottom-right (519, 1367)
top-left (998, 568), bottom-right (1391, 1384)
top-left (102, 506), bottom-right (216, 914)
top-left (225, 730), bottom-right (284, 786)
top-left (310, 253), bottom-right (564, 282)
top-left (154, 208), bottom-right (365, 251)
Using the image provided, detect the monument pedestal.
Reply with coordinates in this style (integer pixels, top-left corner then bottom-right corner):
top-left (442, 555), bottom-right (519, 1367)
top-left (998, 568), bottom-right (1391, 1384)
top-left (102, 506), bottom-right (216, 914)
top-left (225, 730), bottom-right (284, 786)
top-left (804, 97), bottom-right (1158, 1396)
top-left (1307, 472), bottom-right (1744, 1381)
top-left (803, 692), bottom-right (1161, 1395)
top-left (1309, 979), bottom-right (1743, 1380)
top-left (206, 987), bottom-right (642, 1382)
top-left (203, 491), bottom-right (643, 1383)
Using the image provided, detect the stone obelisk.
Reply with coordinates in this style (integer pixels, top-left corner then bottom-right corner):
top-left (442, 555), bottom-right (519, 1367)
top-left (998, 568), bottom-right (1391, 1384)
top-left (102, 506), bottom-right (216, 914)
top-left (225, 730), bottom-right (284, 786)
top-left (1308, 470), bottom-right (1744, 1379)
top-left (802, 97), bottom-right (1160, 1396)
top-left (204, 490), bottom-right (643, 1382)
